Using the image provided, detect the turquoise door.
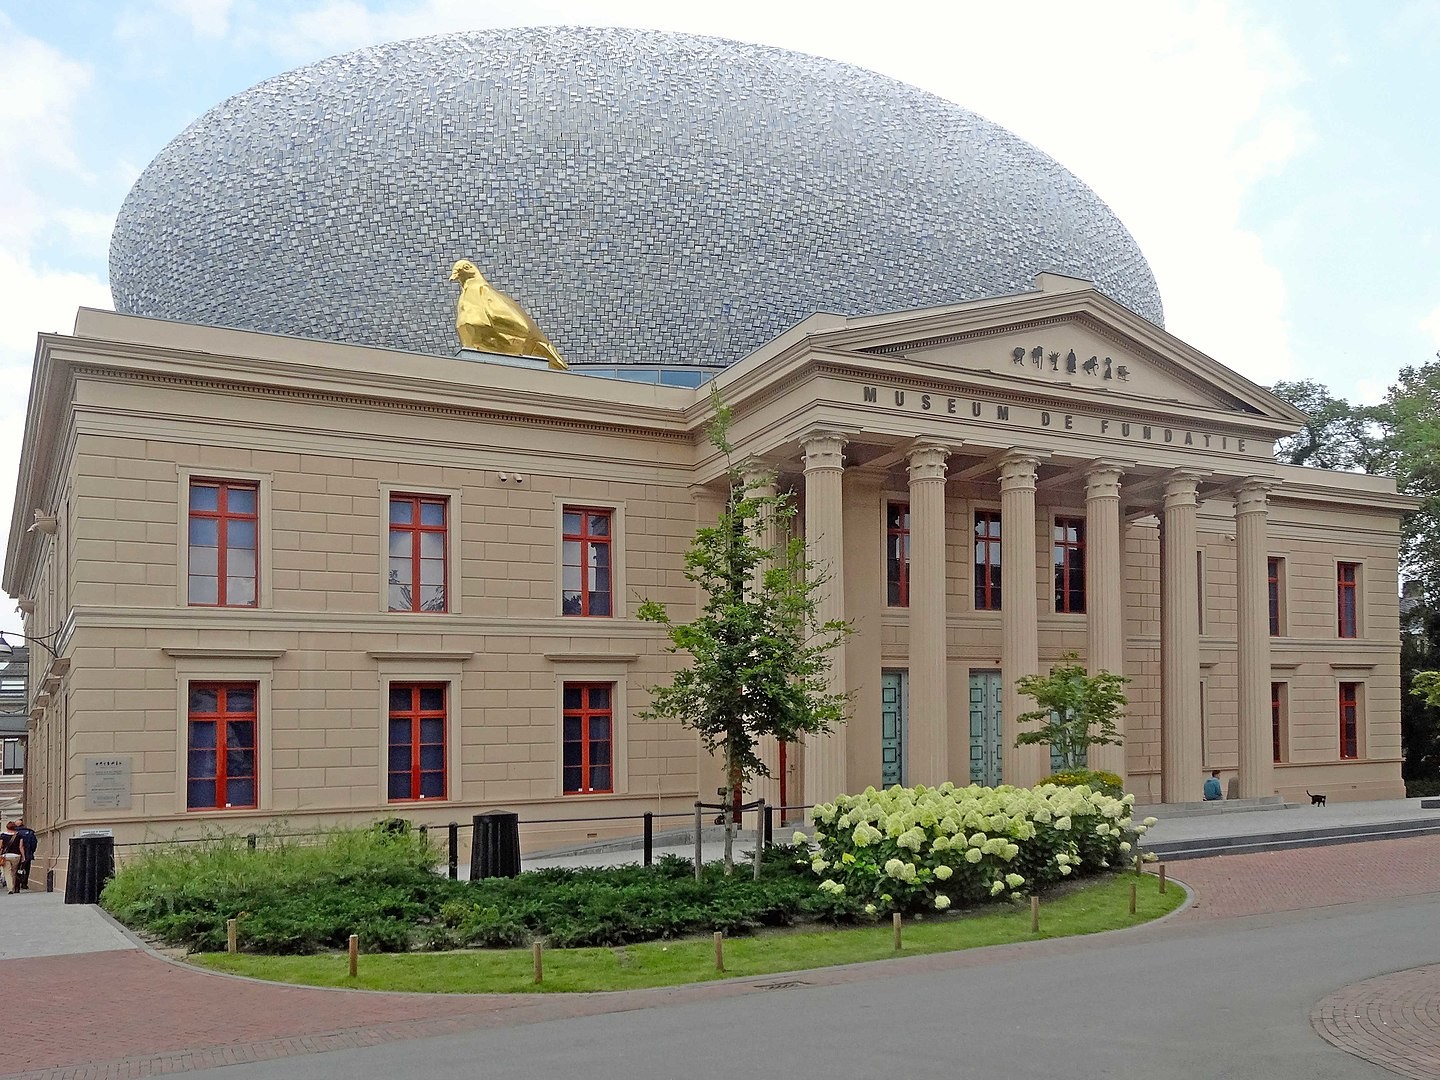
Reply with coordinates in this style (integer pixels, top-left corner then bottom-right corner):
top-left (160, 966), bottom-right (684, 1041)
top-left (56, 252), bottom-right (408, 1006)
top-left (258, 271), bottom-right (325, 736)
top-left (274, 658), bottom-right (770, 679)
top-left (969, 670), bottom-right (1003, 786)
top-left (880, 670), bottom-right (907, 787)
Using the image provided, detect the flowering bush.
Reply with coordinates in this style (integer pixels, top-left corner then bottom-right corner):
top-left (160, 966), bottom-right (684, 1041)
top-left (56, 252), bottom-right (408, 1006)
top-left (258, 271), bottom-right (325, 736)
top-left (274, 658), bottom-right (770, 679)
top-left (800, 782), bottom-right (1153, 915)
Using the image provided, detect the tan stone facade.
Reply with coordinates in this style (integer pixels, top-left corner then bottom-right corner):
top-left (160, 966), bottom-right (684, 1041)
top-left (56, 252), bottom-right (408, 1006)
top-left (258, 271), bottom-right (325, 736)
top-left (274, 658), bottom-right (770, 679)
top-left (4, 276), bottom-right (1413, 875)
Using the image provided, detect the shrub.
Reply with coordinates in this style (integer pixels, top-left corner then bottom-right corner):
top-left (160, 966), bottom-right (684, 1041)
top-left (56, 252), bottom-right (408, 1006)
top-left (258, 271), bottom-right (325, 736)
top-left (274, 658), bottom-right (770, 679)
top-left (1041, 769), bottom-right (1126, 798)
top-left (802, 782), bottom-right (1155, 916)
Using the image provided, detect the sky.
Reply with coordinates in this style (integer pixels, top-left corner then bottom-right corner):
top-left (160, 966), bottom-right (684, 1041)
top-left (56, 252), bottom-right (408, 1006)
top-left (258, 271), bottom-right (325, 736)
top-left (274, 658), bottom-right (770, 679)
top-left (0, 0), bottom-right (1438, 635)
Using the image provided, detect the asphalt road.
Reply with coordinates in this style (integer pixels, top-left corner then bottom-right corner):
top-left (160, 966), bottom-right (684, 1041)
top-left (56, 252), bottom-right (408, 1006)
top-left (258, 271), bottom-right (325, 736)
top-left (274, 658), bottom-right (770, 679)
top-left (199, 892), bottom-right (1435, 1080)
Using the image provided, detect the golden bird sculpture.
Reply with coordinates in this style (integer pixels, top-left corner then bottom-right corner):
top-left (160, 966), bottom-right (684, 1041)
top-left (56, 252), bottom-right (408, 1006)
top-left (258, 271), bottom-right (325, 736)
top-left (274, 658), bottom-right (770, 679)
top-left (449, 260), bottom-right (568, 370)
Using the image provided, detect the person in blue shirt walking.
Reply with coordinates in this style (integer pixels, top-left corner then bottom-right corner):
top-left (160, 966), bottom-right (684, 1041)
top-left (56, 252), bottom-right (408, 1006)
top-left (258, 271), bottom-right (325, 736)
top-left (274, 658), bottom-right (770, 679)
top-left (1203, 770), bottom-right (1223, 801)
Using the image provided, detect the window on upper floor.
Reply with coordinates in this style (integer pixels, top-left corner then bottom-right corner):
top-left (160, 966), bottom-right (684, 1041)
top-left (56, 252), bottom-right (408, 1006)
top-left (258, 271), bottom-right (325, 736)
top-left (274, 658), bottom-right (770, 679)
top-left (562, 681), bottom-right (613, 794)
top-left (387, 683), bottom-right (447, 801)
top-left (1337, 562), bottom-right (1360, 638)
top-left (1268, 557), bottom-right (1285, 636)
top-left (388, 495), bottom-right (448, 612)
top-left (188, 480), bottom-right (258, 607)
top-left (1, 738), bottom-right (23, 775)
top-left (974, 510), bottom-right (1002, 611)
top-left (562, 508), bottom-right (612, 616)
top-left (187, 682), bottom-right (257, 810)
top-left (1053, 516), bottom-right (1086, 614)
top-left (885, 502), bottom-right (910, 607)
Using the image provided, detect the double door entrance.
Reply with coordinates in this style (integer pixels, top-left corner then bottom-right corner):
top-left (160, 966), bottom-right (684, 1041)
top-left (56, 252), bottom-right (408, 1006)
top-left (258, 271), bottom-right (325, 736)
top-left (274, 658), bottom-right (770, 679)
top-left (878, 669), bottom-right (1005, 788)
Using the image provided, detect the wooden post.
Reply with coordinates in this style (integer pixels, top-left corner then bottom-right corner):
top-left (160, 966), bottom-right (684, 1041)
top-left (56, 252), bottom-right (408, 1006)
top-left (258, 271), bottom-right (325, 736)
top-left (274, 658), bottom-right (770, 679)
top-left (892, 912), bottom-right (902, 951)
top-left (347, 934), bottom-right (358, 978)
top-left (1031, 895), bottom-right (1040, 932)
top-left (713, 931), bottom-right (724, 972)
top-left (226, 918), bottom-right (237, 954)
top-left (1158, 864), bottom-right (1167, 894)
top-left (1129, 881), bottom-right (1137, 914)
top-left (533, 940), bottom-right (543, 984)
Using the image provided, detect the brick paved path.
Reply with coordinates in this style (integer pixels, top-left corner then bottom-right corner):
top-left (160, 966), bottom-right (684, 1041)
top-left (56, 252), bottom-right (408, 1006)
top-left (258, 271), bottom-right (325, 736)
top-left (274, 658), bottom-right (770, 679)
top-left (6, 836), bottom-right (1440, 1080)
top-left (1312, 964), bottom-right (1440, 1080)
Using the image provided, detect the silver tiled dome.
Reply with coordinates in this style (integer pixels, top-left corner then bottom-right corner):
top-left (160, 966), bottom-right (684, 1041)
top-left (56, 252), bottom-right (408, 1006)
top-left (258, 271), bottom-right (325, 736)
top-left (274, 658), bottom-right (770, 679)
top-left (109, 27), bottom-right (1163, 365)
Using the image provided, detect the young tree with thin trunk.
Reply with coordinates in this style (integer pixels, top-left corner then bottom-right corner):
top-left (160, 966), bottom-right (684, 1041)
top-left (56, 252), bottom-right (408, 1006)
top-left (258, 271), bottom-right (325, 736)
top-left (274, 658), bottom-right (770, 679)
top-left (637, 392), bottom-right (852, 873)
top-left (1014, 653), bottom-right (1129, 772)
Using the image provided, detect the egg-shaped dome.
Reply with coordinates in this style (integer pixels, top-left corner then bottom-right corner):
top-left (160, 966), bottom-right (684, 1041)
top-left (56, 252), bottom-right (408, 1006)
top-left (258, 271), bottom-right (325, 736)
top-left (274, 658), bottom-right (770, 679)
top-left (109, 27), bottom-right (1163, 365)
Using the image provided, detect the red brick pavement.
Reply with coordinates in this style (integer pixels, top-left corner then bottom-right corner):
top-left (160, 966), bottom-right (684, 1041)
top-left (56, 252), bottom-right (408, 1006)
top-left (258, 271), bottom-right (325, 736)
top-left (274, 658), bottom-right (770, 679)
top-left (6, 836), bottom-right (1440, 1080)
top-left (1312, 965), bottom-right (1440, 1080)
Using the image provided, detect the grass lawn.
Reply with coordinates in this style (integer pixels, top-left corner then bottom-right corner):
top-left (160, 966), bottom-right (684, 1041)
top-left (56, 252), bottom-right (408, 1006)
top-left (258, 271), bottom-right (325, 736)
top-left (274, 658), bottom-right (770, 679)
top-left (191, 873), bottom-right (1183, 993)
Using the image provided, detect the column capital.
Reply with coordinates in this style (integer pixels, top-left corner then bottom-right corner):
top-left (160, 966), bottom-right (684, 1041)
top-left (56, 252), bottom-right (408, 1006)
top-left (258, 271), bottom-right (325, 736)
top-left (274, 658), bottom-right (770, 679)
top-left (1162, 471), bottom-right (1205, 509)
top-left (1234, 477), bottom-right (1273, 516)
top-left (906, 443), bottom-right (950, 483)
top-left (997, 452), bottom-right (1042, 492)
top-left (740, 458), bottom-right (778, 491)
top-left (1083, 463), bottom-right (1125, 500)
top-left (800, 431), bottom-right (848, 472)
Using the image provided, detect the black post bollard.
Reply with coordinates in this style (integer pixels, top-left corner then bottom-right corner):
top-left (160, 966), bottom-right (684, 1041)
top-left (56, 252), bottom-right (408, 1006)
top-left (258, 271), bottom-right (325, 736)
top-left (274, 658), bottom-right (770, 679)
top-left (418, 824), bottom-right (428, 843)
top-left (764, 803), bottom-right (773, 848)
top-left (447, 821), bottom-right (459, 880)
top-left (643, 811), bottom-right (654, 867)
top-left (247, 834), bottom-right (257, 852)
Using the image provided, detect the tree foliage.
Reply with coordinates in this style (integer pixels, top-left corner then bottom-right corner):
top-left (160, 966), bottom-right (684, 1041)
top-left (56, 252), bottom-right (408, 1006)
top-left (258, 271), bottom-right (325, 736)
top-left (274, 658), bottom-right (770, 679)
top-left (1269, 379), bottom-right (1386, 473)
top-left (637, 390), bottom-right (852, 870)
top-left (1014, 654), bottom-right (1129, 771)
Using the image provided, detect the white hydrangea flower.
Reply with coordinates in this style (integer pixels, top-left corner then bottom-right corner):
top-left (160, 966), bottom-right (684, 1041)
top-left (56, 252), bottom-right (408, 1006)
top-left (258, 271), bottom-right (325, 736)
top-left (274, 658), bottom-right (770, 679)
top-left (884, 857), bottom-right (905, 878)
top-left (934, 894), bottom-right (951, 910)
top-left (965, 847), bottom-right (983, 864)
top-left (1005, 873), bottom-right (1025, 888)
top-left (1055, 816), bottom-right (1072, 831)
top-left (1119, 841), bottom-right (1132, 853)
top-left (934, 864), bottom-right (953, 880)
top-left (1059, 864), bottom-right (1072, 875)
top-left (990, 880), bottom-right (1006, 896)
top-left (1142, 816), bottom-right (1158, 827)
top-left (818, 879), bottom-right (845, 894)
top-left (811, 858), bottom-right (829, 874)
top-left (1095, 822), bottom-right (1110, 836)
top-left (864, 903), bottom-right (877, 915)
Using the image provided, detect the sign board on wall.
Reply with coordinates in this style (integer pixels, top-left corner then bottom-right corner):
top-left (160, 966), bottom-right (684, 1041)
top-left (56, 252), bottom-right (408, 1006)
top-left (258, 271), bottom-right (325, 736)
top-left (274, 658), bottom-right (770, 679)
top-left (85, 757), bottom-right (132, 810)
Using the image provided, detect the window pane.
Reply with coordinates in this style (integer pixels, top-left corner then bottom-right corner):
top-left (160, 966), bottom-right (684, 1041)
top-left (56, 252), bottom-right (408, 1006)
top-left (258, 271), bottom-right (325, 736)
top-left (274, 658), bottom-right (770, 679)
top-left (589, 740), bottom-right (611, 766)
top-left (189, 545), bottom-right (218, 577)
top-left (562, 591), bottom-right (582, 615)
top-left (187, 778), bottom-right (217, 809)
top-left (563, 742), bottom-right (582, 767)
top-left (419, 584), bottom-right (445, 611)
top-left (224, 778), bottom-right (254, 807)
top-left (563, 765), bottom-right (583, 792)
top-left (589, 715), bottom-right (611, 740)
top-left (419, 744), bottom-right (445, 770)
top-left (190, 485), bottom-right (220, 511)
top-left (562, 512), bottom-right (581, 534)
top-left (226, 687), bottom-right (256, 713)
top-left (591, 565), bottom-right (611, 594)
top-left (189, 576), bottom-right (219, 605)
top-left (226, 720), bottom-right (255, 748)
top-left (228, 520), bottom-right (257, 550)
top-left (389, 687), bottom-right (412, 712)
top-left (227, 749), bottom-right (255, 781)
top-left (589, 766), bottom-right (611, 791)
top-left (589, 686), bottom-right (611, 710)
top-left (562, 564), bottom-right (582, 593)
top-left (389, 774), bottom-right (412, 800)
top-left (189, 687), bottom-right (219, 715)
top-left (420, 557), bottom-right (444, 585)
top-left (187, 748), bottom-right (217, 777)
top-left (389, 499), bottom-right (413, 524)
top-left (563, 714), bottom-right (582, 740)
top-left (227, 549), bottom-right (257, 578)
top-left (588, 513), bottom-right (610, 536)
top-left (419, 772), bottom-right (444, 798)
top-left (227, 576), bottom-right (257, 606)
top-left (226, 487), bottom-right (257, 515)
top-left (563, 686), bottom-right (582, 711)
top-left (389, 746), bottom-right (411, 771)
top-left (420, 717), bottom-right (444, 742)
top-left (389, 532), bottom-right (414, 558)
top-left (419, 501), bottom-right (446, 526)
top-left (389, 716), bottom-right (412, 742)
top-left (419, 688), bottom-right (445, 712)
top-left (588, 592), bottom-right (611, 615)
top-left (419, 532), bottom-right (444, 559)
top-left (389, 583), bottom-right (411, 612)
top-left (190, 519), bottom-right (219, 547)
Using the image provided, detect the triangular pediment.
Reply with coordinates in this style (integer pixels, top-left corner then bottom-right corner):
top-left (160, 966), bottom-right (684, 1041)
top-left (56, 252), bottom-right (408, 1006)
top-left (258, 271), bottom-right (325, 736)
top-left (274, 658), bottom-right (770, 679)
top-left (791, 285), bottom-right (1306, 429)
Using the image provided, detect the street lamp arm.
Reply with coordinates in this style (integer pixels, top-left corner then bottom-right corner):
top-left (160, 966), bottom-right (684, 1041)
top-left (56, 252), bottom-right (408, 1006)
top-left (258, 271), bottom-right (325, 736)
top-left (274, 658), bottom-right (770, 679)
top-left (0, 630), bottom-right (61, 658)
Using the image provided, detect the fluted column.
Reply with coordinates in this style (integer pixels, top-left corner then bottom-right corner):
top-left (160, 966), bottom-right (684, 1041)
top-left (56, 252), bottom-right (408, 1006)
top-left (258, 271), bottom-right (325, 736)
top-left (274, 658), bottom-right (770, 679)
top-left (1160, 473), bottom-right (1203, 803)
top-left (1235, 479), bottom-right (1274, 798)
top-left (999, 453), bottom-right (1047, 787)
top-left (802, 432), bottom-right (848, 809)
top-left (907, 443), bottom-right (950, 786)
top-left (742, 462), bottom-right (782, 808)
top-left (1084, 464), bottom-right (1126, 780)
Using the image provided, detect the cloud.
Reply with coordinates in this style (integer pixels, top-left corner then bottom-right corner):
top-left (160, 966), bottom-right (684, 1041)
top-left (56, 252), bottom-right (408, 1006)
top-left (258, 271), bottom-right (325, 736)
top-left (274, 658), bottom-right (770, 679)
top-left (158, 0), bottom-right (236, 38)
top-left (1421, 302), bottom-right (1440, 349)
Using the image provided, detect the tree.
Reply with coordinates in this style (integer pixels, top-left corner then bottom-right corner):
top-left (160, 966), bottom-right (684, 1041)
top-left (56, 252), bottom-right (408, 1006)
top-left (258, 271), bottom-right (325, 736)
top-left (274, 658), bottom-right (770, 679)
top-left (1014, 654), bottom-right (1129, 771)
top-left (1269, 379), bottom-right (1386, 473)
top-left (637, 391), bottom-right (852, 873)
top-left (1373, 356), bottom-right (1440, 606)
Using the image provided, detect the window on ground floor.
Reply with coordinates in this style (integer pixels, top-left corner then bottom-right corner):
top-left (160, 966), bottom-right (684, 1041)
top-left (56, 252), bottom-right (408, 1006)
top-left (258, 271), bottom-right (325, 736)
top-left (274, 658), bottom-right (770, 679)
top-left (187, 683), bottom-right (258, 810)
top-left (563, 682), bottom-right (613, 794)
top-left (388, 683), bottom-right (447, 801)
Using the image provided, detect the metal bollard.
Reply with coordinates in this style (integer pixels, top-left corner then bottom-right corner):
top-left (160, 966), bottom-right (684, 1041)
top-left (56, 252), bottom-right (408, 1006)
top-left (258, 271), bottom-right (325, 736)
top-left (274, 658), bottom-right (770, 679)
top-left (447, 822), bottom-right (459, 880)
top-left (247, 834), bottom-right (257, 852)
top-left (693, 802), bottom-right (703, 881)
top-left (643, 811), bottom-right (654, 867)
top-left (763, 803), bottom-right (773, 848)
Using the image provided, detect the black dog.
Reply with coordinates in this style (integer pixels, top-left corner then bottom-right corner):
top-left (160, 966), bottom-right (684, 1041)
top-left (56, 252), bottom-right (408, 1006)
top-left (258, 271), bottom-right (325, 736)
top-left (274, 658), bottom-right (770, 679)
top-left (1307, 790), bottom-right (1327, 807)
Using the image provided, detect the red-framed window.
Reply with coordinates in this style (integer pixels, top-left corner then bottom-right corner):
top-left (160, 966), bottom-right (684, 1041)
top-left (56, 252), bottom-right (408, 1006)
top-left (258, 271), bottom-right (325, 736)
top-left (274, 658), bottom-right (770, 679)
top-left (388, 683), bottom-right (447, 801)
top-left (1053, 516), bottom-right (1086, 614)
top-left (1268, 558), bottom-right (1282, 636)
top-left (562, 682), bottom-right (613, 794)
top-left (974, 510), bottom-right (1002, 611)
top-left (188, 480), bottom-right (258, 607)
top-left (1337, 562), bottom-right (1359, 638)
top-left (885, 502), bottom-right (911, 607)
top-left (187, 683), bottom-right (258, 810)
top-left (1339, 682), bottom-right (1360, 759)
top-left (1271, 681), bottom-right (1286, 763)
top-left (562, 508), bottom-right (613, 616)
top-left (388, 495), bottom-right (448, 612)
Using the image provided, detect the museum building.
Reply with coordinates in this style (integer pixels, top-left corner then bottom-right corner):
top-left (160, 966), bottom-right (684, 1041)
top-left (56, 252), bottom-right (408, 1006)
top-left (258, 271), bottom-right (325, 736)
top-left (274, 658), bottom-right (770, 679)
top-left (2, 28), bottom-right (1412, 861)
